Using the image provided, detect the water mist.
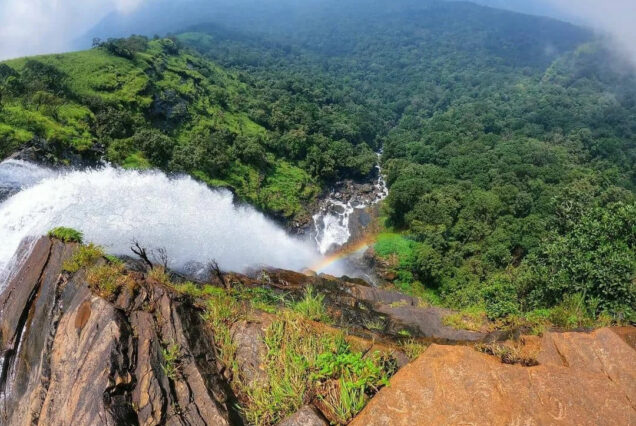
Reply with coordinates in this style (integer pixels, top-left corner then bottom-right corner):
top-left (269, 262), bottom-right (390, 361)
top-left (0, 160), bottom-right (341, 288)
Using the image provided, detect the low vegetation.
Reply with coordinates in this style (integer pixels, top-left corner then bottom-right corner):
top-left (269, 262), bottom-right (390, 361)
top-left (86, 263), bottom-right (135, 298)
top-left (62, 243), bottom-right (104, 272)
top-left (399, 339), bottom-right (429, 361)
top-left (476, 342), bottom-right (539, 367)
top-left (291, 286), bottom-right (330, 323)
top-left (161, 342), bottom-right (182, 381)
top-left (243, 313), bottom-right (395, 425)
top-left (48, 227), bottom-right (83, 243)
top-left (141, 271), bottom-right (397, 425)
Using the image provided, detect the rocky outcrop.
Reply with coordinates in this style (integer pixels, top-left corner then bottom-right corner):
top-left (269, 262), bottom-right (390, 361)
top-left (245, 268), bottom-right (492, 343)
top-left (351, 327), bottom-right (636, 426)
top-left (0, 237), bottom-right (233, 425)
top-left (3, 236), bottom-right (634, 426)
top-left (230, 320), bottom-right (270, 388)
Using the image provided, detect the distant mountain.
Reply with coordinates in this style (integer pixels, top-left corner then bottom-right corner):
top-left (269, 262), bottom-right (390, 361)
top-left (452, 0), bottom-right (582, 24)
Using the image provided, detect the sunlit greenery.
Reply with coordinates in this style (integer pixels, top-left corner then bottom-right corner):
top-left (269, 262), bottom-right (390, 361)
top-left (4, 0), bottom-right (635, 324)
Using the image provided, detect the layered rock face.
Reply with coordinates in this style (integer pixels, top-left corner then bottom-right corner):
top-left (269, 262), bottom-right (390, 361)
top-left (351, 328), bottom-right (636, 426)
top-left (0, 238), bottom-right (232, 425)
top-left (1, 236), bottom-right (634, 426)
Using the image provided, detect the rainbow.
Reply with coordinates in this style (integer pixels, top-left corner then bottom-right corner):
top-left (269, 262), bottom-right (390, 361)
top-left (310, 235), bottom-right (377, 272)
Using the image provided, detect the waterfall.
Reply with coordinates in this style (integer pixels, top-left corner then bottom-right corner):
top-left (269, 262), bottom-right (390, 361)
top-left (0, 160), bottom-right (349, 288)
top-left (312, 153), bottom-right (388, 255)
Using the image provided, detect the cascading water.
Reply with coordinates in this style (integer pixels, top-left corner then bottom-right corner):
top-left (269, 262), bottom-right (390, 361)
top-left (312, 153), bottom-right (388, 255)
top-left (0, 160), bottom-right (349, 289)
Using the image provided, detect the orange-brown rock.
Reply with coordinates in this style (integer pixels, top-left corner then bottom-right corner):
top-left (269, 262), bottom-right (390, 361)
top-left (351, 327), bottom-right (636, 426)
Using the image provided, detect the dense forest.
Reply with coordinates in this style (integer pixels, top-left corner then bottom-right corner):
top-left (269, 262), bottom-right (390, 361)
top-left (1, 0), bottom-right (634, 325)
top-left (0, 37), bottom-right (376, 223)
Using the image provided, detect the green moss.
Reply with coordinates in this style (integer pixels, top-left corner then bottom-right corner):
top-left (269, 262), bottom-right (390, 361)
top-left (48, 227), bottom-right (83, 243)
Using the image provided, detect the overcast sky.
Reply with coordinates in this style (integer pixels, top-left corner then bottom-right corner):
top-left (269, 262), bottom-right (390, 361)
top-left (0, 0), bottom-right (635, 67)
top-left (0, 0), bottom-right (143, 60)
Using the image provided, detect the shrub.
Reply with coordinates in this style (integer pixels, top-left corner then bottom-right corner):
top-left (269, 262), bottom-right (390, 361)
top-left (482, 276), bottom-right (520, 320)
top-left (548, 293), bottom-right (596, 329)
top-left (48, 227), bottom-right (83, 243)
top-left (311, 339), bottom-right (395, 424)
top-left (162, 342), bottom-right (181, 380)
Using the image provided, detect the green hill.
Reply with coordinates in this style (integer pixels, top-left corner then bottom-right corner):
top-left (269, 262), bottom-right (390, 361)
top-left (179, 0), bottom-right (635, 321)
top-left (0, 37), bottom-right (376, 221)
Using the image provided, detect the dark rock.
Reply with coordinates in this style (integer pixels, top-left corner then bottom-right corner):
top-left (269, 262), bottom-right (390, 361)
top-left (278, 405), bottom-right (328, 426)
top-left (360, 184), bottom-right (373, 193)
top-left (9, 136), bottom-right (103, 168)
top-left (247, 268), bottom-right (490, 344)
top-left (0, 237), bottom-right (233, 425)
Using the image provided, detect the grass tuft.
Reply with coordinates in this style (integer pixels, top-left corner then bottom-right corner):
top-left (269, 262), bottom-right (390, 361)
top-left (399, 339), bottom-right (429, 361)
top-left (62, 243), bottom-right (104, 273)
top-left (86, 263), bottom-right (136, 298)
top-left (48, 227), bottom-right (83, 243)
top-left (291, 286), bottom-right (330, 323)
top-left (162, 341), bottom-right (182, 380)
top-left (475, 342), bottom-right (539, 367)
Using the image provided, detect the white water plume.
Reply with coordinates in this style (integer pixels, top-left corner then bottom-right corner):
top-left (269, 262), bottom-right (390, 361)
top-left (0, 160), bottom-right (341, 285)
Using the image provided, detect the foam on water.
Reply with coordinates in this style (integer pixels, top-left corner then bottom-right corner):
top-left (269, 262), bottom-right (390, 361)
top-left (0, 161), bottom-right (340, 287)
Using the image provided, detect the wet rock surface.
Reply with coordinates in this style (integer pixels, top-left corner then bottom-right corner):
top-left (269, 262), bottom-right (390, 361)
top-left (0, 237), bottom-right (232, 426)
top-left (351, 327), bottom-right (636, 426)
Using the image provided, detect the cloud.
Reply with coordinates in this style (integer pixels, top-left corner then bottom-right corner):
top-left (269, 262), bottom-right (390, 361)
top-left (546, 0), bottom-right (636, 66)
top-left (0, 0), bottom-right (146, 60)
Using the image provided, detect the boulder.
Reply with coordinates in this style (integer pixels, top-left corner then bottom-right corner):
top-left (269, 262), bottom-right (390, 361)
top-left (278, 405), bottom-right (328, 426)
top-left (351, 327), bottom-right (636, 426)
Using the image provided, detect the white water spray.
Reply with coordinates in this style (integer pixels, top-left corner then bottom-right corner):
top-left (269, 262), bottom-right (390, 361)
top-left (0, 160), bottom-right (342, 287)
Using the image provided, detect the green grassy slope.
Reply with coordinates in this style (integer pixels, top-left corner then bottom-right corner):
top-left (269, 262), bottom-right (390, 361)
top-left (0, 37), bottom-right (376, 221)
